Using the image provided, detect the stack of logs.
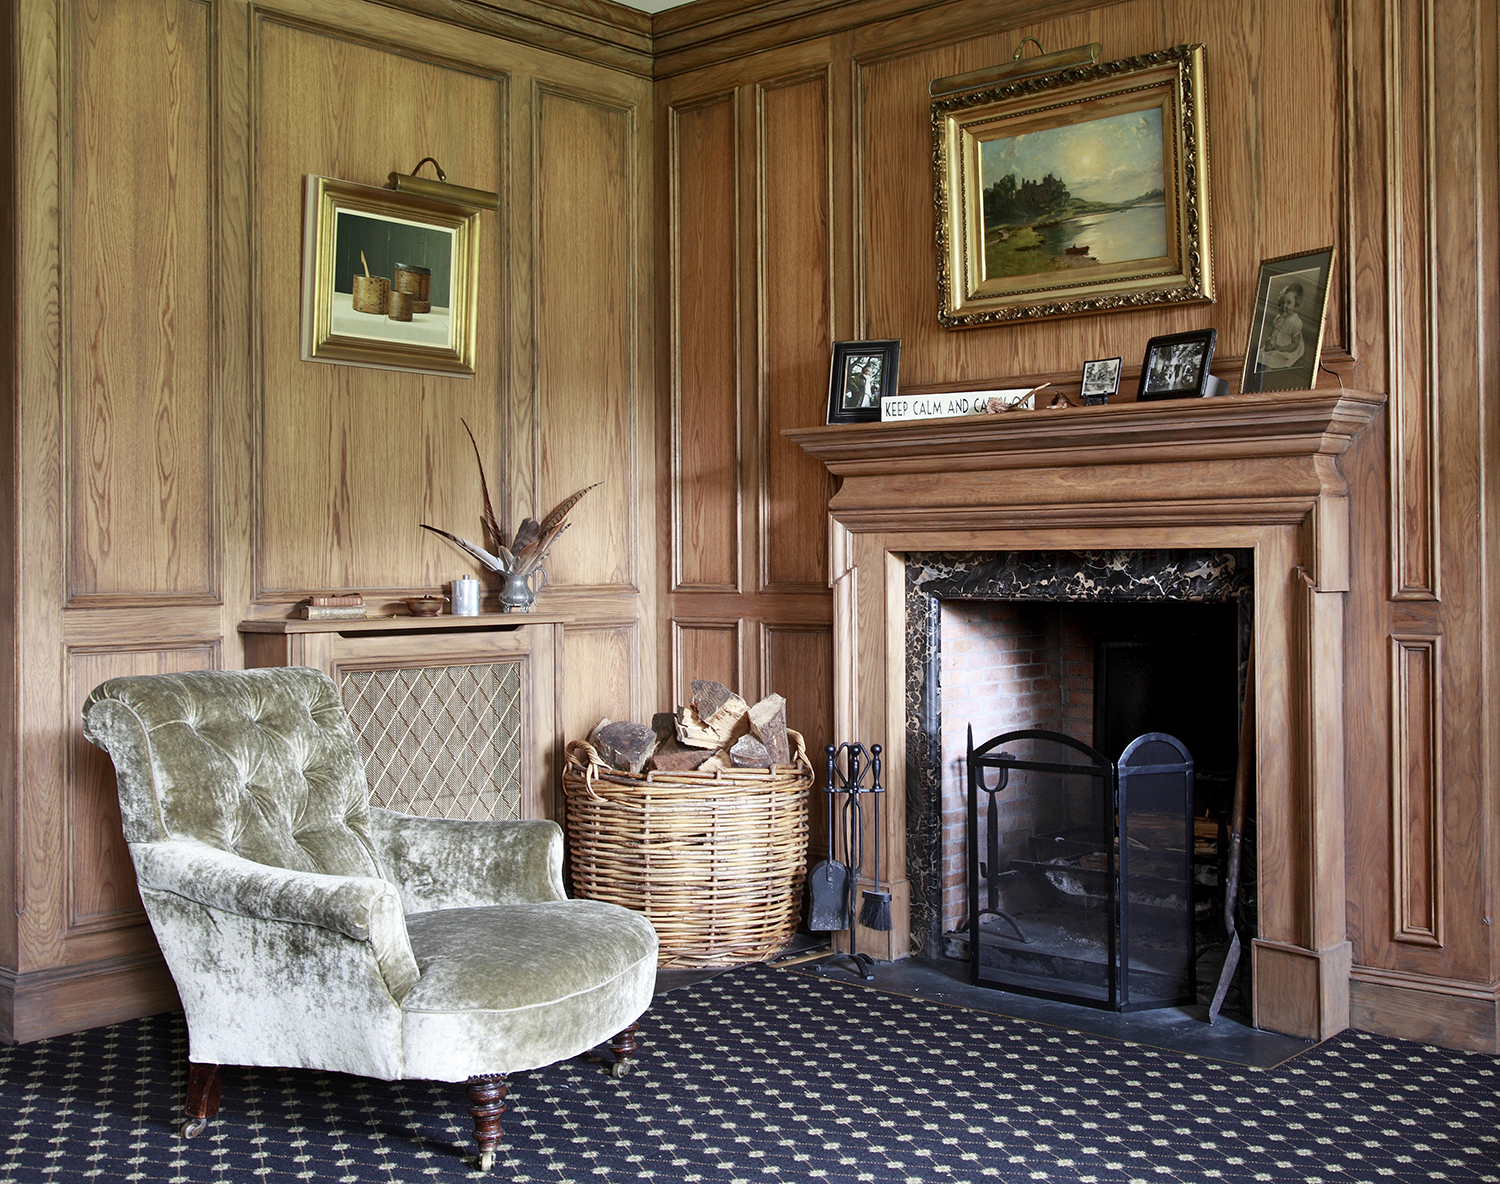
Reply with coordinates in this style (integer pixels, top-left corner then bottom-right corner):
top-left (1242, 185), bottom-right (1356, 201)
top-left (588, 680), bottom-right (791, 774)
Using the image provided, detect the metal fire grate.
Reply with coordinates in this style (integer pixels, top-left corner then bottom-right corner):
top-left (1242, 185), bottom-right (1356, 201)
top-left (339, 662), bottom-right (523, 821)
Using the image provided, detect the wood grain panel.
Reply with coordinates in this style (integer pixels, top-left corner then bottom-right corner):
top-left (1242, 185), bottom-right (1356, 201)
top-left (671, 618), bottom-right (740, 702)
top-left (1386, 0), bottom-right (1440, 600)
top-left (255, 18), bottom-right (506, 596)
top-left (758, 71), bottom-right (832, 591)
top-left (761, 624), bottom-right (833, 771)
top-left (66, 644), bottom-right (217, 931)
top-left (1391, 634), bottom-right (1443, 946)
top-left (535, 85), bottom-right (636, 590)
top-left (563, 622), bottom-right (638, 743)
top-left (671, 93), bottom-right (741, 592)
top-left (857, 3), bottom-right (1342, 390)
top-left (67, 0), bottom-right (215, 603)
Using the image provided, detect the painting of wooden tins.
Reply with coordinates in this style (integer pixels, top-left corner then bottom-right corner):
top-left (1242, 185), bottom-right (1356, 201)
top-left (351, 274), bottom-right (389, 314)
top-left (388, 290), bottom-right (414, 321)
top-left (394, 263), bottom-right (432, 314)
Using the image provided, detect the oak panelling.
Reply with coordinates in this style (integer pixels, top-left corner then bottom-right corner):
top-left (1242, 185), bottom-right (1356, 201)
top-left (670, 93), bottom-right (741, 593)
top-left (0, 0), bottom-right (19, 967)
top-left (672, 619), bottom-right (741, 704)
top-left (534, 85), bottom-right (637, 591)
top-left (757, 71), bottom-right (832, 592)
top-left (65, 644), bottom-right (218, 933)
top-left (761, 621), bottom-right (832, 775)
top-left (1390, 634), bottom-right (1443, 947)
top-left (1385, 0), bottom-right (1440, 601)
top-left (66, 0), bottom-right (215, 604)
top-left (255, 17), bottom-right (506, 598)
top-left (563, 622), bottom-right (639, 744)
top-left (856, 2), bottom-right (1343, 390)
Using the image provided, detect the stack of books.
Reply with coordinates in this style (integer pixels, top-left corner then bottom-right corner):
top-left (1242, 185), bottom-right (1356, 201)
top-left (299, 593), bottom-right (366, 621)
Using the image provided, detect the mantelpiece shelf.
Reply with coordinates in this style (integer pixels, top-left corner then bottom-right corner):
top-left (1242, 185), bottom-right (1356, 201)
top-left (240, 612), bottom-right (567, 635)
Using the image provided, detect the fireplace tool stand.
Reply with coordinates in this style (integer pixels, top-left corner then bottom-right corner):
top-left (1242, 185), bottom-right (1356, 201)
top-left (815, 742), bottom-right (885, 982)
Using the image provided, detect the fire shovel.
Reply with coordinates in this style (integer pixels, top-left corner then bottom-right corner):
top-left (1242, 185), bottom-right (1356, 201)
top-left (807, 744), bottom-right (850, 931)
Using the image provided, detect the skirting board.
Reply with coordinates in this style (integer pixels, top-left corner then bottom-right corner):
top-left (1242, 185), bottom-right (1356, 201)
top-left (0, 952), bottom-right (180, 1045)
top-left (1350, 966), bottom-right (1500, 1053)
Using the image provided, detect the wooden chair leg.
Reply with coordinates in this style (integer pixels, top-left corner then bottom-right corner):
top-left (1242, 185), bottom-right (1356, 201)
top-left (466, 1073), bottom-right (507, 1172)
top-left (608, 1022), bottom-right (640, 1078)
top-left (181, 1062), bottom-right (222, 1138)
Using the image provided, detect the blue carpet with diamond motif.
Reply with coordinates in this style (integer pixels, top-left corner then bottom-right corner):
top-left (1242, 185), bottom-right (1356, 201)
top-left (0, 962), bottom-right (1495, 1182)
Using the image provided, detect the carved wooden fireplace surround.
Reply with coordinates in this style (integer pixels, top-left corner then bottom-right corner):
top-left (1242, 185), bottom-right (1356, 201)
top-left (788, 388), bottom-right (1385, 1042)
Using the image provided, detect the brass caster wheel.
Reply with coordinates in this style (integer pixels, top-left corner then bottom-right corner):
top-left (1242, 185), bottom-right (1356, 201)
top-left (478, 1150), bottom-right (495, 1172)
top-left (608, 1058), bottom-right (630, 1079)
top-left (180, 1117), bottom-right (209, 1139)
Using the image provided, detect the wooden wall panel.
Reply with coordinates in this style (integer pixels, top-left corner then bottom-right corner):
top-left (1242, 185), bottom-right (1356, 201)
top-left (670, 94), bottom-right (740, 593)
top-left (255, 18), bottom-right (506, 598)
top-left (762, 624), bottom-right (832, 768)
top-left (757, 72), bottom-right (832, 591)
top-left (67, 0), bottom-right (214, 604)
top-left (564, 623), bottom-right (639, 742)
top-left (857, 3), bottom-right (1343, 390)
top-left (66, 645), bottom-right (217, 931)
top-left (672, 619), bottom-right (740, 702)
top-left (1385, 0), bottom-right (1440, 601)
top-left (535, 87), bottom-right (637, 591)
top-left (1390, 634), bottom-right (1443, 946)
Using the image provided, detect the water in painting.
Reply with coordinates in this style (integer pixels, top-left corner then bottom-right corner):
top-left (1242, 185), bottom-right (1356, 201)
top-left (979, 107), bottom-right (1168, 280)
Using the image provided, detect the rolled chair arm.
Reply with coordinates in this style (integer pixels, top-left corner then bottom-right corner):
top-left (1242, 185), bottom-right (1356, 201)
top-left (367, 811), bottom-right (566, 915)
top-left (131, 839), bottom-right (419, 1000)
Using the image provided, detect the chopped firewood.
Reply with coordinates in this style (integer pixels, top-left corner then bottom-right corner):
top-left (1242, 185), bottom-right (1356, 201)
top-left (674, 701), bottom-right (750, 750)
top-left (651, 711), bottom-right (678, 739)
top-left (695, 752), bottom-right (728, 774)
top-left (748, 693), bottom-right (790, 766)
top-left (729, 735), bottom-right (772, 768)
top-left (589, 720), bottom-right (659, 774)
top-left (647, 738), bottom-right (718, 772)
top-left (690, 679), bottom-right (743, 722)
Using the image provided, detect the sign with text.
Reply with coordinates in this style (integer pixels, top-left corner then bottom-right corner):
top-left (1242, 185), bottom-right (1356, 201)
top-left (880, 389), bottom-right (1034, 422)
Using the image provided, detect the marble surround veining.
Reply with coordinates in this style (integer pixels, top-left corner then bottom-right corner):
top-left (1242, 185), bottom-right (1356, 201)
top-left (904, 549), bottom-right (1254, 960)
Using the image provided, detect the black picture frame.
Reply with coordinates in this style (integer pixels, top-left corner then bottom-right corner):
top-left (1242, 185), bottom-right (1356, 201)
top-left (1240, 246), bottom-right (1335, 394)
top-left (1079, 356), bottom-right (1123, 405)
top-left (1136, 328), bottom-right (1218, 401)
top-left (827, 340), bottom-right (901, 424)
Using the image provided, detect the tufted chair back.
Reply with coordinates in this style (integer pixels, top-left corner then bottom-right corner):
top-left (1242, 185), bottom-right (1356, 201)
top-left (83, 667), bottom-right (383, 880)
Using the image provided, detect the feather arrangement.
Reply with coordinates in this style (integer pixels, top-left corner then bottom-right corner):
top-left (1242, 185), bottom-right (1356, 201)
top-left (421, 421), bottom-right (597, 586)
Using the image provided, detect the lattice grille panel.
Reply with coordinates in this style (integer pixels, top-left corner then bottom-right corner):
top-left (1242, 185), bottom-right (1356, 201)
top-left (340, 663), bottom-right (523, 821)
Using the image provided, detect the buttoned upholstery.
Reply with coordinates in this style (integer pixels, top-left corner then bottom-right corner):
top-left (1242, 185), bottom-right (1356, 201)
top-left (82, 666), bottom-right (657, 1092)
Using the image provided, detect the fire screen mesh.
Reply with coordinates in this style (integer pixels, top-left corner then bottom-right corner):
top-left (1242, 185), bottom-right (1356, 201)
top-left (339, 662), bottom-right (523, 820)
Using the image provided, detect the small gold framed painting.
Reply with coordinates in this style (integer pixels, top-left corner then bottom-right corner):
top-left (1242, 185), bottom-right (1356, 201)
top-left (301, 175), bottom-right (481, 377)
top-left (932, 44), bottom-right (1214, 329)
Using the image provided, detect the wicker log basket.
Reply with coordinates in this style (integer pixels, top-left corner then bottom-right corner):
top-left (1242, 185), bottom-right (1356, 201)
top-left (563, 730), bottom-right (813, 968)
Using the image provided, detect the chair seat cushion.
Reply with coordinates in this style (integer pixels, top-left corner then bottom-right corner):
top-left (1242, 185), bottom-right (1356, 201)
top-left (399, 900), bottom-right (657, 1081)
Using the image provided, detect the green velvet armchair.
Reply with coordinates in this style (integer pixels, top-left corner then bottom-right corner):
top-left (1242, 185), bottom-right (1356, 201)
top-left (82, 666), bottom-right (658, 1171)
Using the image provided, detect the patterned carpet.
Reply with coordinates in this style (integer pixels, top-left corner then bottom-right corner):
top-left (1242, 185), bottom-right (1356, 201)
top-left (0, 962), bottom-right (1496, 1183)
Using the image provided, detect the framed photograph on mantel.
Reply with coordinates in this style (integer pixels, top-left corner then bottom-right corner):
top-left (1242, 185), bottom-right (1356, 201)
top-left (827, 340), bottom-right (900, 424)
top-left (1137, 328), bottom-right (1217, 401)
top-left (302, 175), bottom-right (482, 377)
top-left (932, 43), bottom-right (1213, 329)
top-left (1240, 246), bottom-right (1335, 394)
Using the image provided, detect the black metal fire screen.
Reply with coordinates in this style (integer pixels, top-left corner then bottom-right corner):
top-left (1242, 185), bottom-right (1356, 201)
top-left (966, 727), bottom-right (1195, 1012)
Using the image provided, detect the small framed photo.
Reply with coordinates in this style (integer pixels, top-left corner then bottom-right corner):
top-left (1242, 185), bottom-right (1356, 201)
top-left (1240, 246), bottom-right (1335, 394)
top-left (1079, 356), bottom-right (1123, 405)
top-left (827, 340), bottom-right (900, 424)
top-left (1137, 328), bottom-right (1218, 401)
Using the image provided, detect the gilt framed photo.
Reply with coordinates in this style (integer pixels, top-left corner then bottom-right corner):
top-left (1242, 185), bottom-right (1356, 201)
top-left (932, 44), bottom-right (1213, 329)
top-left (1079, 356), bottom-right (1123, 405)
top-left (1240, 246), bottom-right (1335, 394)
top-left (302, 175), bottom-right (481, 377)
top-left (827, 340), bottom-right (900, 424)
top-left (1137, 328), bottom-right (1217, 401)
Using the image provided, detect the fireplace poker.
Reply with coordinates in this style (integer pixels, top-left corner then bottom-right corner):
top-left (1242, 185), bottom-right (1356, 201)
top-left (1209, 644), bottom-right (1256, 1024)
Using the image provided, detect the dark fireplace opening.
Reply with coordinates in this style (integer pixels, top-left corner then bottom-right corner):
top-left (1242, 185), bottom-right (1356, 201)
top-left (905, 551), bottom-right (1257, 1020)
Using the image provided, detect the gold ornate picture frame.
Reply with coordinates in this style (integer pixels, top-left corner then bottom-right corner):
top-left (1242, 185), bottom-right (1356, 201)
top-left (933, 44), bottom-right (1213, 329)
top-left (301, 175), bottom-right (481, 376)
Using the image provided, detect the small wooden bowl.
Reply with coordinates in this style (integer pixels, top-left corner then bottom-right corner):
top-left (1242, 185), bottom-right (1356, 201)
top-left (406, 596), bottom-right (445, 617)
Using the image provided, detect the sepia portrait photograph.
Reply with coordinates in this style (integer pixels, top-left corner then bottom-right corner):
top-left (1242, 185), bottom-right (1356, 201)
top-left (1241, 247), bottom-right (1335, 394)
